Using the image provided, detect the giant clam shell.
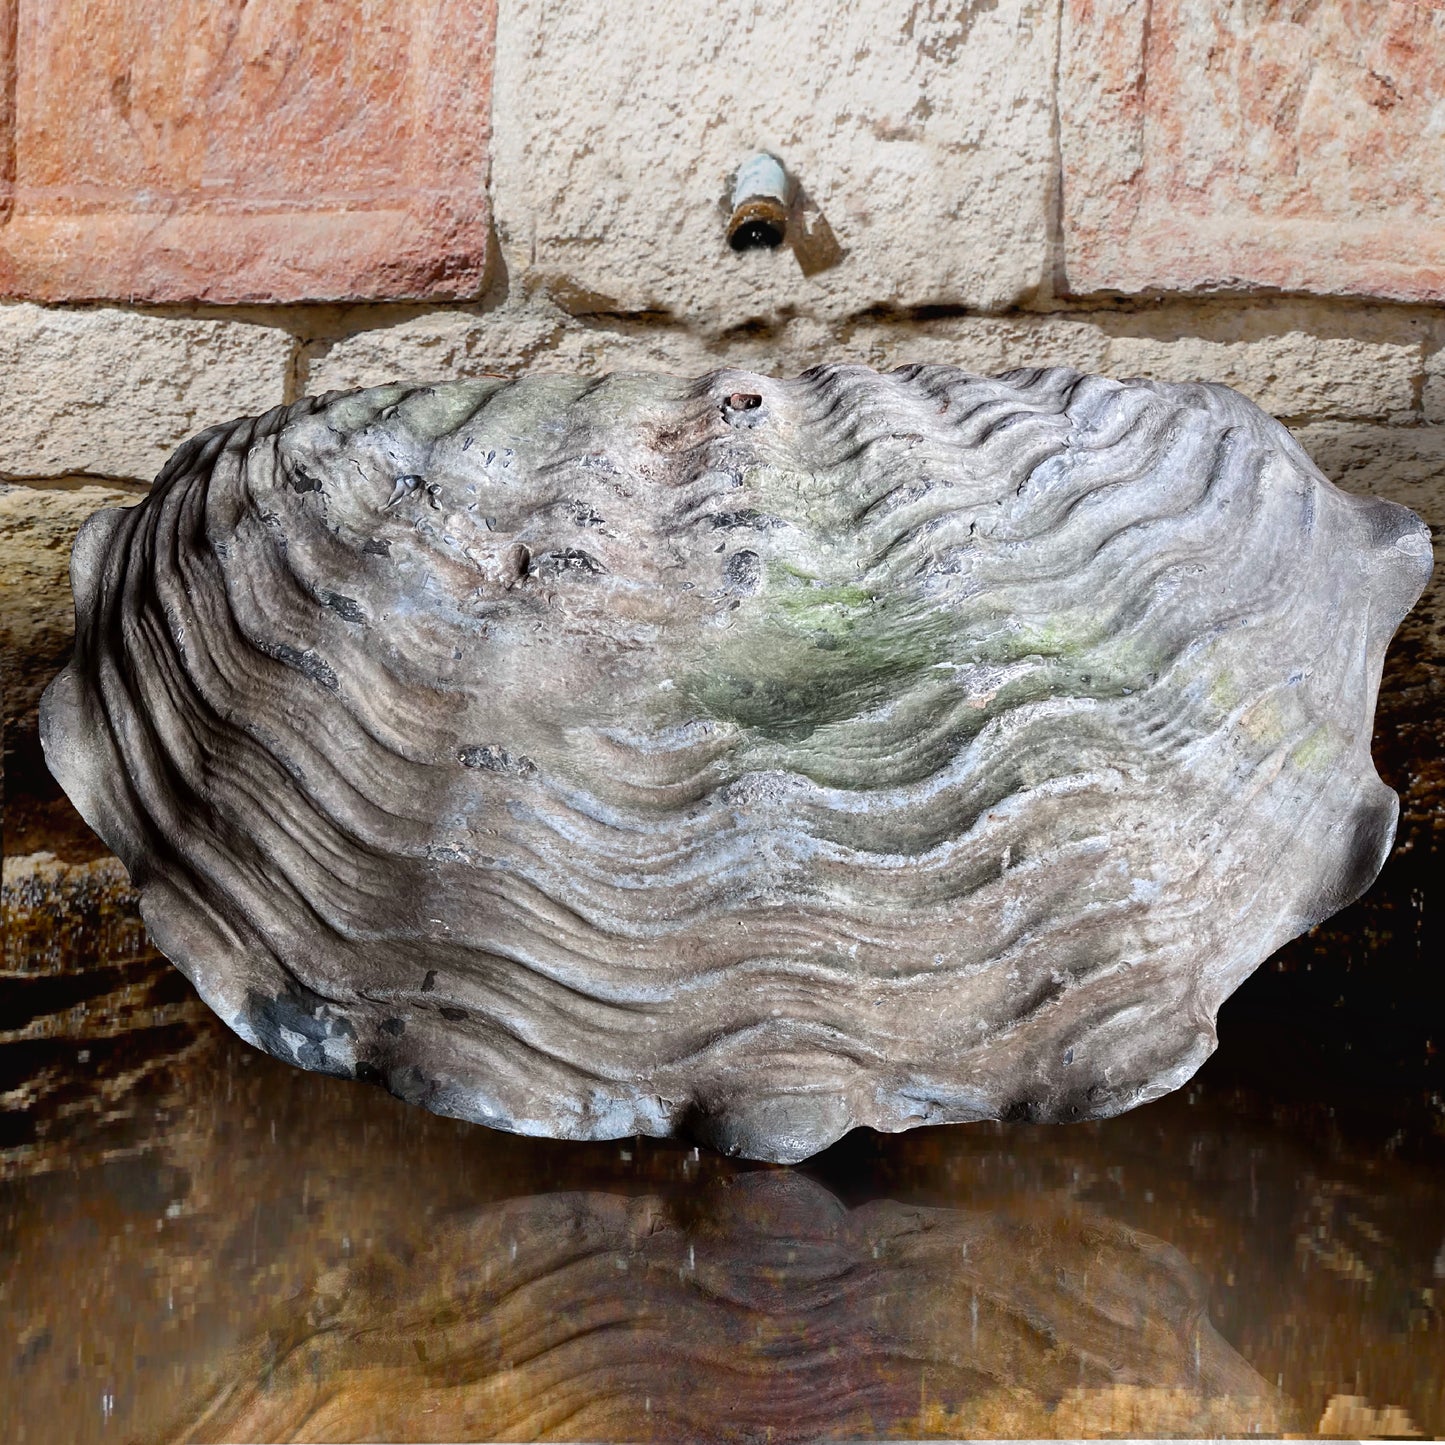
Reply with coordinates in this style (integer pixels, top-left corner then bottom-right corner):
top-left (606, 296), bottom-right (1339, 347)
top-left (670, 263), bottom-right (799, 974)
top-left (40, 366), bottom-right (1431, 1163)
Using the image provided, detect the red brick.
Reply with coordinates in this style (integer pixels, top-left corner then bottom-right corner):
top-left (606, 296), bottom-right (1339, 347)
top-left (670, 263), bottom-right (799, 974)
top-left (0, 0), bottom-right (496, 303)
top-left (1060, 0), bottom-right (1445, 303)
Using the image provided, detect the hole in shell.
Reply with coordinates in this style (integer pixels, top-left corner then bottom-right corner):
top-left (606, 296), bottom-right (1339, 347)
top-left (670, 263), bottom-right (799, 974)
top-left (725, 393), bottom-right (763, 412)
top-left (503, 543), bottom-right (531, 588)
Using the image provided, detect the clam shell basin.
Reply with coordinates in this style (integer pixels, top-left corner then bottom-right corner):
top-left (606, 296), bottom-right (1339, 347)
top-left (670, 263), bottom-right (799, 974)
top-left (40, 366), bottom-right (1431, 1164)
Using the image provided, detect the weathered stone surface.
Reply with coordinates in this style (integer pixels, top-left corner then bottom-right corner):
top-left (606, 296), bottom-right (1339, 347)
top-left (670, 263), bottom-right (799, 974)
top-left (309, 304), bottom-right (1113, 395)
top-left (309, 303), bottom-right (728, 393)
top-left (0, 1), bottom-right (496, 303)
top-left (1060, 0), bottom-right (1445, 301)
top-left (1099, 304), bottom-right (1425, 422)
top-left (0, 305), bottom-right (294, 481)
top-left (1424, 342), bottom-right (1445, 425)
top-left (311, 300), bottom-right (1425, 424)
top-left (0, 483), bottom-right (140, 747)
top-left (489, 0), bottom-right (1059, 322)
top-left (42, 368), bottom-right (1430, 1163)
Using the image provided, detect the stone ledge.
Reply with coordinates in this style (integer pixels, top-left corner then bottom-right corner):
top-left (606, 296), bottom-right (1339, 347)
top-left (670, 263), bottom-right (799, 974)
top-left (1098, 303), bottom-right (1427, 424)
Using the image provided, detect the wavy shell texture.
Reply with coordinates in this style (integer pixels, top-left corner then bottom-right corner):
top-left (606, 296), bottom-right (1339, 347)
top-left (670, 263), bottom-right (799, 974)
top-left (41, 366), bottom-right (1431, 1162)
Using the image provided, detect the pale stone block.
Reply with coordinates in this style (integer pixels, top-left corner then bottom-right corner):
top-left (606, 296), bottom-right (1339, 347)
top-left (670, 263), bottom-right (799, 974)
top-left (844, 314), bottom-right (1110, 376)
top-left (1424, 341), bottom-right (1445, 424)
top-left (310, 305), bottom-right (1110, 395)
top-left (0, 483), bottom-right (140, 744)
top-left (0, 305), bottom-right (295, 482)
top-left (489, 0), bottom-right (1060, 323)
top-left (1099, 305), bottom-right (1425, 421)
top-left (313, 300), bottom-right (1420, 425)
top-left (309, 305), bottom-right (719, 393)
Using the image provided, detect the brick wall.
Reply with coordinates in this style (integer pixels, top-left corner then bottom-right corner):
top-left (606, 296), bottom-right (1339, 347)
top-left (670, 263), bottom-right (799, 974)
top-left (4, 0), bottom-right (1443, 842)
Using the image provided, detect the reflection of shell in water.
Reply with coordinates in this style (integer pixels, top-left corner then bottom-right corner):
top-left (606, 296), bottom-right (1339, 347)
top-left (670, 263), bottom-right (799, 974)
top-left (167, 1172), bottom-right (1290, 1443)
top-left (41, 366), bottom-right (1431, 1163)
